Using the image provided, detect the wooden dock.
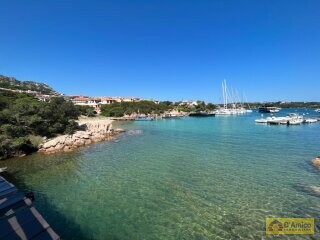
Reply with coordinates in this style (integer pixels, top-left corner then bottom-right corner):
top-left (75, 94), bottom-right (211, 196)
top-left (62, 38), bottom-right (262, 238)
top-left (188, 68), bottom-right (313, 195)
top-left (0, 176), bottom-right (60, 240)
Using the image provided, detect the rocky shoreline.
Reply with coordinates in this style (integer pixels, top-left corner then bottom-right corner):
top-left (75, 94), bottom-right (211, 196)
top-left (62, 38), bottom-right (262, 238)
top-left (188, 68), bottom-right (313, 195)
top-left (38, 119), bottom-right (124, 154)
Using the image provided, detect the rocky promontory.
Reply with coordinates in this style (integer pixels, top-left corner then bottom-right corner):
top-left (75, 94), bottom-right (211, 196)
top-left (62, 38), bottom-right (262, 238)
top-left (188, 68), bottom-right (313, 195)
top-left (39, 119), bottom-right (124, 153)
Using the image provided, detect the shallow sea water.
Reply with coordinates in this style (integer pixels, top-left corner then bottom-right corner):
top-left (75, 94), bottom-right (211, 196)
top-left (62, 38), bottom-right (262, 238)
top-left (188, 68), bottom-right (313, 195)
top-left (1, 109), bottom-right (320, 239)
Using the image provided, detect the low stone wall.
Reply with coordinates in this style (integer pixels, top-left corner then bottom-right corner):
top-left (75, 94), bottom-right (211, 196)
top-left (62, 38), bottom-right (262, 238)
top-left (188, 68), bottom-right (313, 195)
top-left (38, 119), bottom-right (124, 153)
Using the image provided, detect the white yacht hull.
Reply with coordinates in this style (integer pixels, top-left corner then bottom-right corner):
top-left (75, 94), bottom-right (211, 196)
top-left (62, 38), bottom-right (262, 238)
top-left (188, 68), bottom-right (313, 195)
top-left (304, 119), bottom-right (317, 123)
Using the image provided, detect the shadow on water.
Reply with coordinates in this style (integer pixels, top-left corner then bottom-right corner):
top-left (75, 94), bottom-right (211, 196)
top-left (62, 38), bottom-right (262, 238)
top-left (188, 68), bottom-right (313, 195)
top-left (1, 171), bottom-right (92, 240)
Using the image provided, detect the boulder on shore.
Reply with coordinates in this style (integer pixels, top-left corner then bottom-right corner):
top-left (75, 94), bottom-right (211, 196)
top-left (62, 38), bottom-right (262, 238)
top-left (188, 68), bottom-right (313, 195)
top-left (39, 119), bottom-right (124, 154)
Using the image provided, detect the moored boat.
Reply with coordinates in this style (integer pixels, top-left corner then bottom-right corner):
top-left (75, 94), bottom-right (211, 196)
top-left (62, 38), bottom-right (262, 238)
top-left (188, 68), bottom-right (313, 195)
top-left (258, 106), bottom-right (281, 113)
top-left (255, 117), bottom-right (273, 123)
top-left (287, 113), bottom-right (304, 125)
top-left (267, 116), bottom-right (289, 125)
top-left (255, 113), bottom-right (307, 125)
top-left (288, 119), bottom-right (303, 125)
top-left (304, 118), bottom-right (318, 123)
top-left (214, 108), bottom-right (248, 115)
top-left (162, 114), bottom-right (184, 119)
top-left (255, 119), bottom-right (268, 123)
top-left (214, 79), bottom-right (251, 115)
top-left (135, 117), bottom-right (154, 121)
top-left (189, 111), bottom-right (216, 117)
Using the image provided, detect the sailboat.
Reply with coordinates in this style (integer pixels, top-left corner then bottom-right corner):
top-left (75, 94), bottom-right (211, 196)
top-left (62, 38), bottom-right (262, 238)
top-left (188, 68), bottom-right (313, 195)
top-left (243, 93), bottom-right (253, 113)
top-left (214, 79), bottom-right (251, 115)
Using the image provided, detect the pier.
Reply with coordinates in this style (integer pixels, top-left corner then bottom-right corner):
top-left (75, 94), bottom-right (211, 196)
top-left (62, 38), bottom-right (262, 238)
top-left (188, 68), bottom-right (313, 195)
top-left (0, 176), bottom-right (60, 240)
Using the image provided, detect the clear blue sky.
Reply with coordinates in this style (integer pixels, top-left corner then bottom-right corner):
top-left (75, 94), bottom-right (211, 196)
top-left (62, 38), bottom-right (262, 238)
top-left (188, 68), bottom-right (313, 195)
top-left (0, 0), bottom-right (319, 102)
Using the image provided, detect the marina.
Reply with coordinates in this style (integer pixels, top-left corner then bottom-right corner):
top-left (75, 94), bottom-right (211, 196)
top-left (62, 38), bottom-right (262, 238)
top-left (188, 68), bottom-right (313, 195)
top-left (214, 80), bottom-right (252, 115)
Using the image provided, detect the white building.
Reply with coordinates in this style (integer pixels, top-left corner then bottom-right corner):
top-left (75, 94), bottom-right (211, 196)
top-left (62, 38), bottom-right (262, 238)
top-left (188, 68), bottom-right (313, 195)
top-left (100, 97), bottom-right (116, 105)
top-left (71, 96), bottom-right (101, 108)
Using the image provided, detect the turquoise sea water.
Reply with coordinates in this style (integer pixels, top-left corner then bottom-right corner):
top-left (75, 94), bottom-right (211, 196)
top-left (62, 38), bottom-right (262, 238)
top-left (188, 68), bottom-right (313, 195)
top-left (1, 109), bottom-right (320, 239)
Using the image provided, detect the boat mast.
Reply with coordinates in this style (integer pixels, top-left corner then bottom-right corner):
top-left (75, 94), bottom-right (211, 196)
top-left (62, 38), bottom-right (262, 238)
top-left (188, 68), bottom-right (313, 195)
top-left (225, 81), bottom-right (235, 109)
top-left (223, 79), bottom-right (228, 109)
top-left (222, 80), bottom-right (225, 109)
top-left (244, 93), bottom-right (251, 109)
top-left (235, 90), bottom-right (243, 109)
top-left (230, 87), bottom-right (238, 109)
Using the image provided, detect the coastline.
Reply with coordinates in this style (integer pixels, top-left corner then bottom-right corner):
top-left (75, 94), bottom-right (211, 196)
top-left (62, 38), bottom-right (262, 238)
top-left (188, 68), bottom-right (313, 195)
top-left (38, 118), bottom-right (124, 154)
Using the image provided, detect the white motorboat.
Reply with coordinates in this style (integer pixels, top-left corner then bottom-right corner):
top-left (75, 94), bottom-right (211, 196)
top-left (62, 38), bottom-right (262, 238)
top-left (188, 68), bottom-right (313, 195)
top-left (256, 113), bottom-right (310, 126)
top-left (287, 113), bottom-right (304, 125)
top-left (255, 115), bottom-right (288, 124)
top-left (288, 119), bottom-right (304, 125)
top-left (215, 108), bottom-right (247, 115)
top-left (315, 109), bottom-right (320, 113)
top-left (0, 167), bottom-right (7, 173)
top-left (304, 118), bottom-right (318, 123)
top-left (255, 116), bottom-right (274, 123)
top-left (255, 118), bottom-right (268, 123)
top-left (267, 116), bottom-right (289, 125)
top-left (258, 106), bottom-right (281, 113)
top-left (269, 108), bottom-right (281, 113)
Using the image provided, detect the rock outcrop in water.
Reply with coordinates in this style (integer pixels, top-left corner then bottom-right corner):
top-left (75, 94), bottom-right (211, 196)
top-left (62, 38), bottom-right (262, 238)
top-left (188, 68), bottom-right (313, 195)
top-left (39, 119), bottom-right (124, 153)
top-left (311, 157), bottom-right (320, 170)
top-left (295, 184), bottom-right (320, 198)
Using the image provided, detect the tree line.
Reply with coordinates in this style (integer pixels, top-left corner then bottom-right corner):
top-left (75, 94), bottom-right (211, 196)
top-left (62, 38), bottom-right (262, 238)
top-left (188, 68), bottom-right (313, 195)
top-left (0, 90), bottom-right (82, 160)
top-left (245, 102), bottom-right (320, 109)
top-left (100, 101), bottom-right (216, 117)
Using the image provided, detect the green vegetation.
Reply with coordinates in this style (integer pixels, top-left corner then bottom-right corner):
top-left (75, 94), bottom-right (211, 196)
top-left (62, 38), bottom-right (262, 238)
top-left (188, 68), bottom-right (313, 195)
top-left (75, 105), bottom-right (96, 117)
top-left (193, 101), bottom-right (216, 112)
top-left (175, 101), bottom-right (216, 113)
top-left (0, 90), bottom-right (80, 160)
top-left (0, 75), bottom-right (58, 95)
top-left (270, 102), bottom-right (320, 108)
top-left (101, 101), bottom-right (174, 117)
top-left (101, 100), bottom-right (216, 117)
top-left (244, 102), bottom-right (320, 109)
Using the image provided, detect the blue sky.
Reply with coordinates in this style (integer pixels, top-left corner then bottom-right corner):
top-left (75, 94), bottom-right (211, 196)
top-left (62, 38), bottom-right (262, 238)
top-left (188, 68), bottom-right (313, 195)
top-left (0, 0), bottom-right (319, 102)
